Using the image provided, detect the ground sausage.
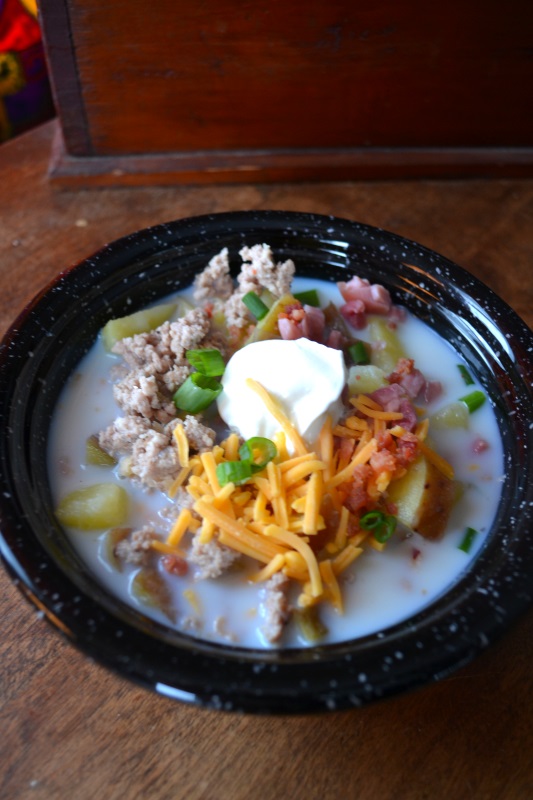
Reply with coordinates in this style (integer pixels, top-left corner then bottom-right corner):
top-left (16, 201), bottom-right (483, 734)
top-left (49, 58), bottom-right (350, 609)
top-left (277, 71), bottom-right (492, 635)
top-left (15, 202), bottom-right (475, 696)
top-left (115, 525), bottom-right (158, 566)
top-left (260, 571), bottom-right (291, 644)
top-left (193, 247), bottom-right (234, 303)
top-left (189, 533), bottom-right (241, 579)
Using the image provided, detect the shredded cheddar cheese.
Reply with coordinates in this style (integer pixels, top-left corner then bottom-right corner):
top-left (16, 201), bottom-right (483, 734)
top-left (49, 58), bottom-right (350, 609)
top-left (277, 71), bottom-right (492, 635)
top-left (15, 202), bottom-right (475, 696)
top-left (167, 387), bottom-right (454, 628)
top-left (245, 378), bottom-right (308, 455)
top-left (173, 423), bottom-right (189, 467)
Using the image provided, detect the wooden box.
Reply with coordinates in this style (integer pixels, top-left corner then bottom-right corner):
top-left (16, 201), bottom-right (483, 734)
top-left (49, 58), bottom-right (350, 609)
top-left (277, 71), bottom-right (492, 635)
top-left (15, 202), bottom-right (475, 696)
top-left (40, 0), bottom-right (533, 185)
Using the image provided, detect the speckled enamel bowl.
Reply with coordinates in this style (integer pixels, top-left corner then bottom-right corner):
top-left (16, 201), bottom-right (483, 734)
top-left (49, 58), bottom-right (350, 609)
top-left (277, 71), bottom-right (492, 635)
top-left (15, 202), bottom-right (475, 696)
top-left (1, 211), bottom-right (532, 713)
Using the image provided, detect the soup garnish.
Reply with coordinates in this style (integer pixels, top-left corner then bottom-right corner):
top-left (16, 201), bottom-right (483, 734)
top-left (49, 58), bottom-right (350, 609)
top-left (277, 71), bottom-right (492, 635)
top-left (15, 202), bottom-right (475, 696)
top-left (49, 244), bottom-right (502, 647)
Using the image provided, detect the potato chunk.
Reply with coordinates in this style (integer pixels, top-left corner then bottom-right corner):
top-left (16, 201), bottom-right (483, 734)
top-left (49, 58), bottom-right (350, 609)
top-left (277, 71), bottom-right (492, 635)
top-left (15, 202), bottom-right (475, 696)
top-left (131, 567), bottom-right (176, 622)
top-left (245, 293), bottom-right (297, 343)
top-left (101, 301), bottom-right (178, 350)
top-left (347, 364), bottom-right (387, 395)
top-left (100, 526), bottom-right (131, 571)
top-left (86, 434), bottom-right (117, 466)
top-left (56, 483), bottom-right (129, 530)
top-left (368, 317), bottom-right (406, 373)
top-left (387, 455), bottom-right (455, 540)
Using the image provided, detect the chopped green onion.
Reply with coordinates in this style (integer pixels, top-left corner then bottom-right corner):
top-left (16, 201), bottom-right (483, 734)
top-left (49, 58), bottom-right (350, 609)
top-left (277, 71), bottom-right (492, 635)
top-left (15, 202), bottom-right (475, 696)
top-left (173, 373), bottom-right (222, 413)
top-left (293, 289), bottom-right (320, 307)
top-left (186, 348), bottom-right (225, 376)
top-left (348, 341), bottom-right (370, 365)
top-left (239, 437), bottom-right (277, 472)
top-left (374, 515), bottom-right (397, 543)
top-left (459, 390), bottom-right (486, 414)
top-left (242, 291), bottom-right (269, 320)
top-left (457, 364), bottom-right (474, 386)
top-left (359, 510), bottom-right (386, 530)
top-left (360, 510), bottom-right (397, 543)
top-left (458, 526), bottom-right (478, 554)
top-left (216, 460), bottom-right (253, 486)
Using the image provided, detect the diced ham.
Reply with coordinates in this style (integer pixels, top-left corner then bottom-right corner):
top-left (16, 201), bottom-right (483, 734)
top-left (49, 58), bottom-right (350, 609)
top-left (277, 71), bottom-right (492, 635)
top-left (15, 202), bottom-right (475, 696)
top-left (278, 317), bottom-right (303, 340)
top-left (278, 303), bottom-right (326, 344)
top-left (338, 276), bottom-right (392, 315)
top-left (370, 383), bottom-right (405, 410)
top-left (398, 399), bottom-right (418, 432)
top-left (423, 380), bottom-right (443, 403)
top-left (300, 305), bottom-right (325, 343)
top-left (369, 383), bottom-right (418, 432)
top-left (339, 299), bottom-right (367, 330)
top-left (387, 305), bottom-right (407, 324)
top-left (387, 358), bottom-right (442, 404)
top-left (325, 329), bottom-right (346, 349)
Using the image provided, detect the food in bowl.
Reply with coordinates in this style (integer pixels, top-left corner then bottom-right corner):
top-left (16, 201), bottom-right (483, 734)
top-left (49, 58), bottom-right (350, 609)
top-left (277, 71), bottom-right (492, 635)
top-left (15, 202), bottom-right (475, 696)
top-left (48, 243), bottom-right (502, 648)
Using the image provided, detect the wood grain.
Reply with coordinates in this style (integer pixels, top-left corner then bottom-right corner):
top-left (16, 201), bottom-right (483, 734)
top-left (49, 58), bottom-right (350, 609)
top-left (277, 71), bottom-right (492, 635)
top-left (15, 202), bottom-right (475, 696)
top-left (39, 1), bottom-right (533, 181)
top-left (1, 121), bottom-right (532, 800)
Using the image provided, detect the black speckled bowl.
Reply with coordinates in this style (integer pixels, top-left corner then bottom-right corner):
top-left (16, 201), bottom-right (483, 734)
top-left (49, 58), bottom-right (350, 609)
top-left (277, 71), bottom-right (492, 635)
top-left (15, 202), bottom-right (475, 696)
top-left (1, 211), bottom-right (532, 714)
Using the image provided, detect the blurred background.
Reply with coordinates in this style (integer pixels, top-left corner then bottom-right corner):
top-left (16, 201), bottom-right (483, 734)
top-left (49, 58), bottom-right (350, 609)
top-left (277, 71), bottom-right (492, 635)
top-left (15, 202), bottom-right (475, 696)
top-left (0, 0), bottom-right (54, 142)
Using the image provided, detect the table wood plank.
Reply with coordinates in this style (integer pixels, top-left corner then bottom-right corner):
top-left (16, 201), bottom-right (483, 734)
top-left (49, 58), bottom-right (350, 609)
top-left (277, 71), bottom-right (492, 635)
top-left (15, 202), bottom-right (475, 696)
top-left (1, 121), bottom-right (532, 800)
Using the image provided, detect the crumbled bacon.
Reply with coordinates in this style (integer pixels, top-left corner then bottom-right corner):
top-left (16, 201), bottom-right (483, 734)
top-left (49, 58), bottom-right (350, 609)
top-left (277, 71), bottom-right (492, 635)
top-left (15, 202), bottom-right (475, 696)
top-left (370, 448), bottom-right (397, 476)
top-left (387, 357), bottom-right (442, 404)
top-left (161, 554), bottom-right (188, 576)
top-left (344, 464), bottom-right (372, 513)
top-left (337, 435), bottom-right (355, 465)
top-left (472, 437), bottom-right (490, 454)
top-left (395, 432), bottom-right (419, 466)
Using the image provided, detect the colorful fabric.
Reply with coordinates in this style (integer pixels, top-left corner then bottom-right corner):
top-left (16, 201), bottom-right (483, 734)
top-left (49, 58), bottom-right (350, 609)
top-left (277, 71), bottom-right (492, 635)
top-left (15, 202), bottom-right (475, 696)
top-left (0, 0), bottom-right (54, 141)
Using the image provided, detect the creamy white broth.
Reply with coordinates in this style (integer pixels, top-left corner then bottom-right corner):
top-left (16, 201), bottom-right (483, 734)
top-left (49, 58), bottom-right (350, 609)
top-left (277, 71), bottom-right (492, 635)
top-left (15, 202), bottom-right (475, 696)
top-left (48, 276), bottom-right (503, 648)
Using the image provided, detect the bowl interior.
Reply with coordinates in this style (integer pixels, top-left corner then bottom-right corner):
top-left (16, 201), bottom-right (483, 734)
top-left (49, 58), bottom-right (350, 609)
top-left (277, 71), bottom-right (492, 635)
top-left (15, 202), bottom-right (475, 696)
top-left (1, 210), bottom-right (532, 713)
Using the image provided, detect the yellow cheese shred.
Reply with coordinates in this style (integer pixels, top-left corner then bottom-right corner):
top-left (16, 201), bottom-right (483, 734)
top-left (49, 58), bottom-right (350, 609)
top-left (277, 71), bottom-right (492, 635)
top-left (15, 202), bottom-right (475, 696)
top-left (264, 524), bottom-right (323, 597)
top-left (418, 440), bottom-right (455, 481)
top-left (245, 378), bottom-right (308, 456)
top-left (173, 423), bottom-right (189, 467)
top-left (166, 508), bottom-right (193, 547)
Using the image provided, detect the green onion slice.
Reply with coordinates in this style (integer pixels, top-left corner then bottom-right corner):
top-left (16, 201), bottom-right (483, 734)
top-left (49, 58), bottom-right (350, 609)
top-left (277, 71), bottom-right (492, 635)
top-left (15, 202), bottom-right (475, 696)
top-left (374, 515), bottom-right (397, 543)
top-left (348, 341), bottom-right (370, 365)
top-left (359, 510), bottom-right (386, 530)
top-left (216, 460), bottom-right (253, 486)
top-left (359, 510), bottom-right (397, 543)
top-left (457, 364), bottom-right (474, 386)
top-left (458, 526), bottom-right (478, 553)
top-left (293, 289), bottom-right (320, 307)
top-left (239, 437), bottom-right (278, 472)
top-left (186, 348), bottom-right (225, 376)
top-left (242, 291), bottom-right (269, 320)
top-left (173, 373), bottom-right (222, 413)
top-left (459, 390), bottom-right (486, 414)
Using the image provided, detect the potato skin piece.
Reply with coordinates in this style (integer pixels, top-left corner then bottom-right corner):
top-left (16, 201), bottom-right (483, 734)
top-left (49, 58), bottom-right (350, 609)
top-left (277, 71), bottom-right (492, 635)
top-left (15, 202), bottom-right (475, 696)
top-left (388, 455), bottom-right (455, 540)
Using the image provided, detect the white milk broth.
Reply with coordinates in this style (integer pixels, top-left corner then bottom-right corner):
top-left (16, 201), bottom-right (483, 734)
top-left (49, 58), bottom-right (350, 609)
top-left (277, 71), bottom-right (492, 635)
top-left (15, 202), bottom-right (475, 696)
top-left (48, 277), bottom-right (503, 648)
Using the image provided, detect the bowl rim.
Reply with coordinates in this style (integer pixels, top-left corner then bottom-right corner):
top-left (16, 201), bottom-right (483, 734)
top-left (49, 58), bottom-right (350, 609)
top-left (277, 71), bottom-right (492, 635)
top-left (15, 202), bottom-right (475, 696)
top-left (1, 209), bottom-right (532, 714)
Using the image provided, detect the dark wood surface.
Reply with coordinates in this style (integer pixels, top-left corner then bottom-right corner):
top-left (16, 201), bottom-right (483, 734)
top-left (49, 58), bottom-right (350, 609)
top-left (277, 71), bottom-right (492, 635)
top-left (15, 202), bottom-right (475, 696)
top-left (1, 120), bottom-right (532, 800)
top-left (40, 1), bottom-right (533, 182)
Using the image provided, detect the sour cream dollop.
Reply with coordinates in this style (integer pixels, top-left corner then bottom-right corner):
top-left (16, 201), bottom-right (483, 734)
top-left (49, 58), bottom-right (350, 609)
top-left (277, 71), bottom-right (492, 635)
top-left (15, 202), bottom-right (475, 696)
top-left (217, 339), bottom-right (347, 447)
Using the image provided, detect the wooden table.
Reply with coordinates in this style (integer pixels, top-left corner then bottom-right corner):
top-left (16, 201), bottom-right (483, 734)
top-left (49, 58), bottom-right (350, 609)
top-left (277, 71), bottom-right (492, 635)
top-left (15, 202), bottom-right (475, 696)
top-left (1, 121), bottom-right (532, 800)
